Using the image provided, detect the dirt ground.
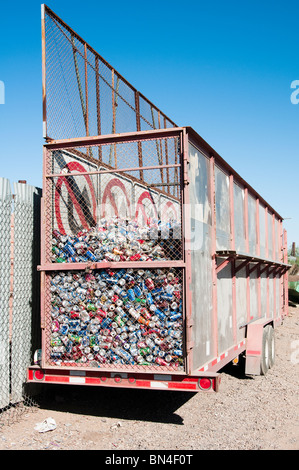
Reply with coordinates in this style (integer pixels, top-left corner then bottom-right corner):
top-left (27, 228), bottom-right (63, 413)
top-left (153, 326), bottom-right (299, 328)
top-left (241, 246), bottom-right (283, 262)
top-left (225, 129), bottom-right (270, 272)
top-left (0, 306), bottom-right (298, 451)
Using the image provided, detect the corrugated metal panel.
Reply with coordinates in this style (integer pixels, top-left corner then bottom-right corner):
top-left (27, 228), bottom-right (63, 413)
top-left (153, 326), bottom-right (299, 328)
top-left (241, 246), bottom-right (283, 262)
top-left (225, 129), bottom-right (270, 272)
top-left (188, 143), bottom-right (214, 368)
top-left (0, 178), bottom-right (13, 408)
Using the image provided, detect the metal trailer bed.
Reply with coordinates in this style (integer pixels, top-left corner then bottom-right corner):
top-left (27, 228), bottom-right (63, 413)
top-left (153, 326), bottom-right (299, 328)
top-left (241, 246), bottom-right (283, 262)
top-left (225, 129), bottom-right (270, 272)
top-left (27, 6), bottom-right (290, 392)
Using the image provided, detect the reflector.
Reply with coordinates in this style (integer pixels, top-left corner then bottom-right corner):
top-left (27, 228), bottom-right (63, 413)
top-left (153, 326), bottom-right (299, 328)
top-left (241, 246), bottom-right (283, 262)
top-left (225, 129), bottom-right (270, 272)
top-left (198, 378), bottom-right (212, 390)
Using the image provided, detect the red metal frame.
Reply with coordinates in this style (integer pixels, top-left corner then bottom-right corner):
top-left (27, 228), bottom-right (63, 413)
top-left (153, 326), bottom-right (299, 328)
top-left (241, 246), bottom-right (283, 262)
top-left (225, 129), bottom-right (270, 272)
top-left (28, 366), bottom-right (220, 392)
top-left (39, 128), bottom-right (188, 376)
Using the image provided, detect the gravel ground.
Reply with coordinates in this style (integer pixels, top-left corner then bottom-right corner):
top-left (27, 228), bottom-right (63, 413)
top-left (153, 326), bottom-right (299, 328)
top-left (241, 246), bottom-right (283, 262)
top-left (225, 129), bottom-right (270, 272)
top-left (0, 306), bottom-right (298, 451)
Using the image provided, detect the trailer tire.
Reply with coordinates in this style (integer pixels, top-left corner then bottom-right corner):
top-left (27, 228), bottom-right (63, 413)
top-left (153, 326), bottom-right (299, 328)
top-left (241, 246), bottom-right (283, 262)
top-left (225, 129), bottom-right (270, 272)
top-left (260, 326), bottom-right (270, 375)
top-left (267, 325), bottom-right (275, 369)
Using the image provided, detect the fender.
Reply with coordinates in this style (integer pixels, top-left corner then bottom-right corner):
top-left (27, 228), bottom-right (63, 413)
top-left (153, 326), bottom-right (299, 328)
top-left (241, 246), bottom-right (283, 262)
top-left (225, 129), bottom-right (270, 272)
top-left (245, 318), bottom-right (273, 375)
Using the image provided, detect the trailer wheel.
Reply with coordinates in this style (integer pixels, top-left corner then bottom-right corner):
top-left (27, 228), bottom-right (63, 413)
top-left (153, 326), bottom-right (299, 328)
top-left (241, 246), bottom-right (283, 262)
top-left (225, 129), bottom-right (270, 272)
top-left (267, 325), bottom-right (275, 369)
top-left (260, 326), bottom-right (270, 375)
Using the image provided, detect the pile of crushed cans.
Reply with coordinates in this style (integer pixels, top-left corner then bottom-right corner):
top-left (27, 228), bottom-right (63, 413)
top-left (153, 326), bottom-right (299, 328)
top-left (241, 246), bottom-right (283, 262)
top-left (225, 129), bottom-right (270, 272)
top-left (51, 217), bottom-right (181, 263)
top-left (50, 267), bottom-right (183, 368)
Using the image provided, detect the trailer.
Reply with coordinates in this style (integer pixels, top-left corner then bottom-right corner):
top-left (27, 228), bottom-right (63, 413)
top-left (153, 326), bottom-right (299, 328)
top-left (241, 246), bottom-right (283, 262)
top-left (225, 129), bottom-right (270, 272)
top-left (27, 6), bottom-right (290, 392)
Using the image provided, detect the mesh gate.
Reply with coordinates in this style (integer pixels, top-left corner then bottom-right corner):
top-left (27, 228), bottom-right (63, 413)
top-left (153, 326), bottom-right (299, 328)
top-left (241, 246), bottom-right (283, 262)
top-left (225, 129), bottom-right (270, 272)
top-left (42, 131), bottom-right (186, 372)
top-left (41, 6), bottom-right (186, 374)
top-left (44, 134), bottom-right (183, 265)
top-left (46, 267), bottom-right (184, 371)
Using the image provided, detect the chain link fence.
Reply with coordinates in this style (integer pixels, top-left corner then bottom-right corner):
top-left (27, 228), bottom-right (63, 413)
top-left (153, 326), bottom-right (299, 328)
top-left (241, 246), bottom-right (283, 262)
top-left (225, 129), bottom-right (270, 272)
top-left (0, 178), bottom-right (41, 427)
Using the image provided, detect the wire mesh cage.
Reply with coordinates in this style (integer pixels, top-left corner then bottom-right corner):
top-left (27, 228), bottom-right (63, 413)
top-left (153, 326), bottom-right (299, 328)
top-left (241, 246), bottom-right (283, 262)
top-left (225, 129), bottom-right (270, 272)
top-left (43, 133), bottom-right (183, 265)
top-left (45, 267), bottom-right (184, 371)
top-left (41, 131), bottom-right (186, 372)
top-left (43, 5), bottom-right (177, 141)
top-left (40, 6), bottom-right (188, 376)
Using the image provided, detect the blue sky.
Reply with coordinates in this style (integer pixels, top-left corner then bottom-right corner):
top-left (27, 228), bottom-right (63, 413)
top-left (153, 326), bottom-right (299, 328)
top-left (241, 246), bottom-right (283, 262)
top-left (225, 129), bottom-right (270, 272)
top-left (0, 0), bottom-right (298, 248)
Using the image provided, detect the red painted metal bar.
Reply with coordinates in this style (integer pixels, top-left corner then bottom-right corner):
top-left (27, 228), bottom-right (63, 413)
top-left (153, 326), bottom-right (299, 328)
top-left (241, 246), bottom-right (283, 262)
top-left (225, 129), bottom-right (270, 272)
top-left (84, 43), bottom-right (89, 139)
top-left (182, 128), bottom-right (193, 374)
top-left (44, 127), bottom-right (184, 149)
top-left (257, 264), bottom-right (262, 318)
top-left (215, 257), bottom-right (233, 274)
top-left (229, 174), bottom-right (235, 251)
top-left (41, 5), bottom-right (47, 139)
top-left (256, 198), bottom-right (260, 257)
top-left (229, 173), bottom-right (237, 342)
top-left (27, 366), bottom-right (220, 392)
top-left (134, 91), bottom-right (143, 181)
top-left (246, 263), bottom-right (251, 323)
top-left (210, 155), bottom-right (218, 358)
top-left (38, 261), bottom-right (186, 272)
top-left (45, 163), bottom-right (181, 179)
top-left (244, 187), bottom-right (249, 253)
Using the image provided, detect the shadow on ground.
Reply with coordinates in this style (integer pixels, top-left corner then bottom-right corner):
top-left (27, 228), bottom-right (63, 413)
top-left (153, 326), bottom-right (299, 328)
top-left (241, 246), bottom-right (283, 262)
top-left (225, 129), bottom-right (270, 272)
top-left (29, 383), bottom-right (196, 425)
top-left (26, 357), bottom-right (255, 425)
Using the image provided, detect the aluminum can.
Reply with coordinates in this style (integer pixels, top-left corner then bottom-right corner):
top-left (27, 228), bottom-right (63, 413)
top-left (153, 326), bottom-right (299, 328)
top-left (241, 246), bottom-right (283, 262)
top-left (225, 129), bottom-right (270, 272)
top-left (127, 289), bottom-right (136, 301)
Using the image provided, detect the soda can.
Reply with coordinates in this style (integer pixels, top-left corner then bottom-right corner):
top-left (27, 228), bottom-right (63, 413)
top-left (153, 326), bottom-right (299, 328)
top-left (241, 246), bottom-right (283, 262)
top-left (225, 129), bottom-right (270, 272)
top-left (152, 288), bottom-right (164, 297)
top-left (114, 315), bottom-right (125, 327)
top-left (140, 308), bottom-right (151, 320)
top-left (127, 289), bottom-right (136, 301)
top-left (130, 346), bottom-right (138, 357)
top-left (85, 250), bottom-right (97, 261)
top-left (101, 318), bottom-right (112, 329)
top-left (52, 246), bottom-right (60, 256)
top-left (69, 320), bottom-right (80, 332)
top-left (155, 357), bottom-right (168, 366)
top-left (173, 349), bottom-right (183, 357)
top-left (113, 269), bottom-right (126, 280)
top-left (139, 347), bottom-right (150, 356)
top-left (145, 278), bottom-right (155, 290)
top-left (112, 285), bottom-right (121, 294)
top-left (168, 313), bottom-right (182, 321)
top-left (119, 289), bottom-right (128, 299)
top-left (146, 293), bottom-right (154, 305)
top-left (160, 293), bottom-right (173, 301)
top-left (133, 286), bottom-right (143, 297)
top-left (50, 336), bottom-right (62, 347)
top-left (145, 338), bottom-right (155, 348)
top-left (155, 309), bottom-right (166, 321)
top-left (130, 253), bottom-right (141, 261)
top-left (87, 303), bottom-right (96, 312)
top-left (68, 333), bottom-right (81, 344)
top-left (149, 304), bottom-right (157, 312)
top-left (59, 324), bottom-right (69, 335)
top-left (63, 242), bottom-right (76, 257)
top-left (173, 291), bottom-right (181, 300)
top-left (106, 276), bottom-right (117, 285)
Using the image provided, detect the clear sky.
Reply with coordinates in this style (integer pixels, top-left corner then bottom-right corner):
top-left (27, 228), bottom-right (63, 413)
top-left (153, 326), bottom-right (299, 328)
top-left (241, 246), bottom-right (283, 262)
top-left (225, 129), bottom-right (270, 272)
top-left (0, 0), bottom-right (298, 248)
